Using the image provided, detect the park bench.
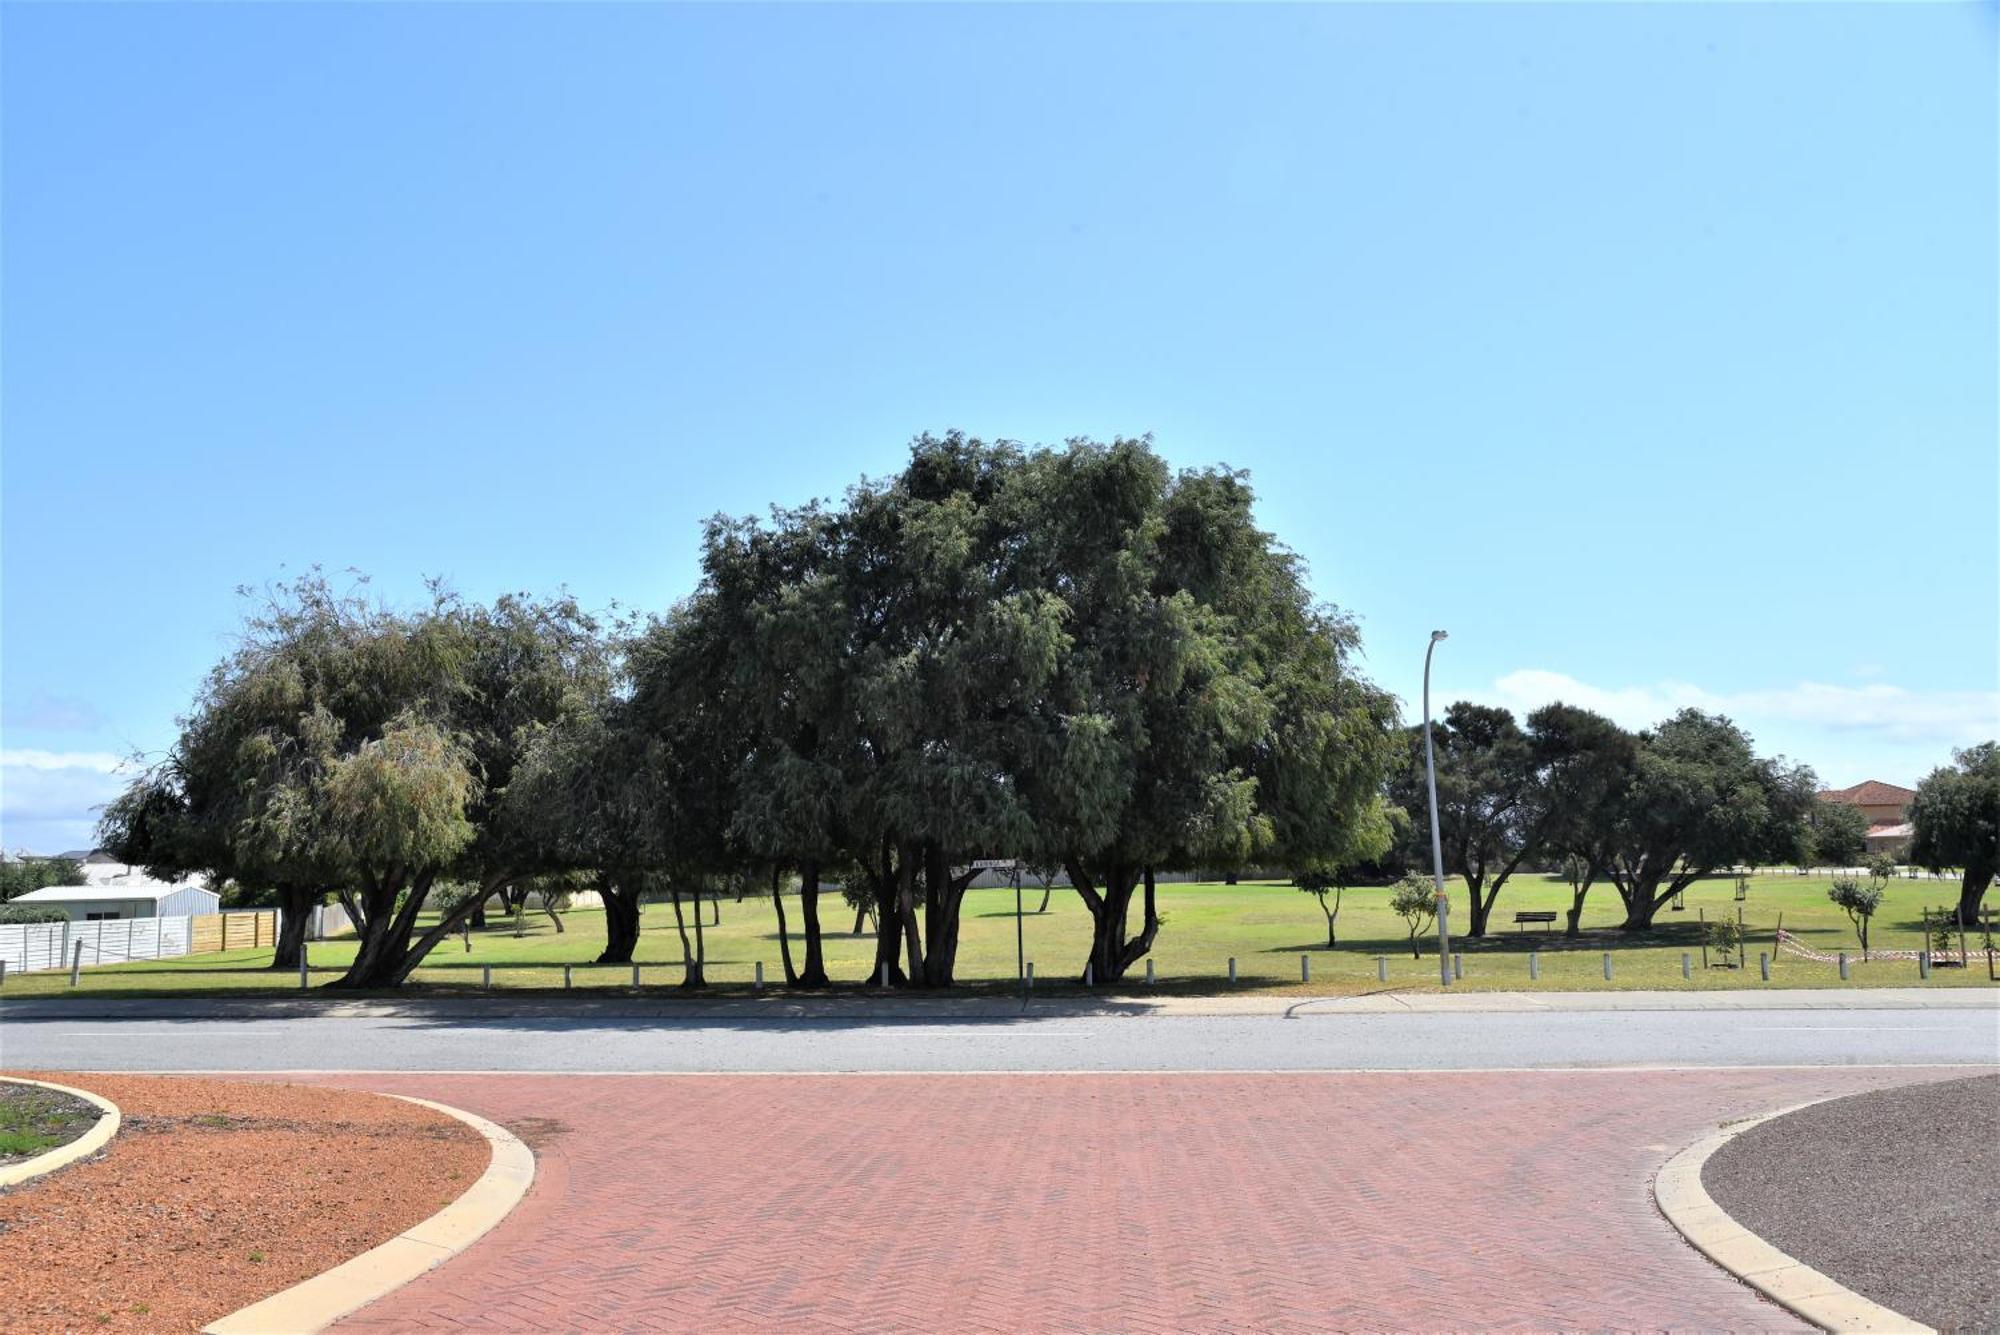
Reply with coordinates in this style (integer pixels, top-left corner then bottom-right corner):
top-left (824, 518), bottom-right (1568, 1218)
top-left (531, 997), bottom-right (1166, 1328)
top-left (1512, 911), bottom-right (1559, 932)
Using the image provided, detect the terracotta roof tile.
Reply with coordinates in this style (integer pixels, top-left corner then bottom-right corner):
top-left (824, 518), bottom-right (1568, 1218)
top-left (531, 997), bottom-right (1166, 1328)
top-left (1816, 779), bottom-right (1917, 806)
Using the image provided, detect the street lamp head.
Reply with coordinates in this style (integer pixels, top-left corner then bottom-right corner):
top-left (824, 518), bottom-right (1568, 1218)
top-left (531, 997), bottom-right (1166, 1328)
top-left (1430, 629), bottom-right (1449, 642)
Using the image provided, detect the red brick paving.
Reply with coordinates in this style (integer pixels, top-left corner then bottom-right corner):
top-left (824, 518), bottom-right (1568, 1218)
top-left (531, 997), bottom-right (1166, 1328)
top-left (303, 1067), bottom-right (1961, 1333)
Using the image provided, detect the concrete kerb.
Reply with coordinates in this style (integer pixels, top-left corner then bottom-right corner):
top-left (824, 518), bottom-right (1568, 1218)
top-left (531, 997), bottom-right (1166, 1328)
top-left (0, 1075), bottom-right (121, 1189)
top-left (203, 1094), bottom-right (534, 1335)
top-left (1653, 1096), bottom-right (1934, 1334)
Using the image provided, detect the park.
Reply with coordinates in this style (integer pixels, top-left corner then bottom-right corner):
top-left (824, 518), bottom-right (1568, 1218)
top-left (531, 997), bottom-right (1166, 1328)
top-left (4, 2), bottom-right (1997, 1332)
top-left (2, 433), bottom-right (1994, 1334)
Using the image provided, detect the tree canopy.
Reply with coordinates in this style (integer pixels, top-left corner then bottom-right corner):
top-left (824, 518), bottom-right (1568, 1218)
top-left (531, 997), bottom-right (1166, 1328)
top-left (1571, 710), bottom-right (1816, 931)
top-left (1908, 741), bottom-right (1999, 924)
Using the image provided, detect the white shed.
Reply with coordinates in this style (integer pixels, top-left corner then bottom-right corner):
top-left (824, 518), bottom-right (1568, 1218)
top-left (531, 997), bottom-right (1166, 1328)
top-left (11, 883), bottom-right (221, 921)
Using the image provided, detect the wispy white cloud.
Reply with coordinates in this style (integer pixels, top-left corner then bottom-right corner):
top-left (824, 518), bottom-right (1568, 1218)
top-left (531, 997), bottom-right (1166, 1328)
top-left (0, 750), bottom-right (140, 854)
top-left (0, 749), bottom-right (133, 774)
top-left (1486, 670), bottom-right (2000, 744)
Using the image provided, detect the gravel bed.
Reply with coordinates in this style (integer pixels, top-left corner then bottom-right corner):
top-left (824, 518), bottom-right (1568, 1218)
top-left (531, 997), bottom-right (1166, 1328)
top-left (0, 1072), bottom-right (488, 1332)
top-left (0, 1082), bottom-right (101, 1164)
top-left (1704, 1073), bottom-right (1999, 1333)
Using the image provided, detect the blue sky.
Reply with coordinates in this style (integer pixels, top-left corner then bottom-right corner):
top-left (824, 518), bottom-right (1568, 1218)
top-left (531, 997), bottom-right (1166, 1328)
top-left (4, 3), bottom-right (1995, 853)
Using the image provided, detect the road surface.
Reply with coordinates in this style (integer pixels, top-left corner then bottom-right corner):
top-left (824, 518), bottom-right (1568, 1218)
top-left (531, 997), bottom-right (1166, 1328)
top-left (4, 994), bottom-right (1993, 1072)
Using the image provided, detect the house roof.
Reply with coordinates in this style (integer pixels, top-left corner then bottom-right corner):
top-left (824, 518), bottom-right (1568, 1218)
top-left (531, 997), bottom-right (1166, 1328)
top-left (12, 884), bottom-right (211, 904)
top-left (1817, 780), bottom-right (1917, 806)
top-left (1866, 822), bottom-right (1914, 840)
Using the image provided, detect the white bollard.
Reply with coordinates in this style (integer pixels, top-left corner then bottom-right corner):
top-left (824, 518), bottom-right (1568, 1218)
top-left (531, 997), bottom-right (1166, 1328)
top-left (631, 963), bottom-right (641, 988)
top-left (1838, 952), bottom-right (1849, 981)
top-left (1451, 953), bottom-right (1463, 981)
top-left (299, 944), bottom-right (309, 990)
top-left (1681, 952), bottom-right (1692, 980)
top-left (1759, 952), bottom-right (1770, 982)
top-left (755, 961), bottom-right (764, 990)
top-left (1145, 958), bottom-right (1156, 985)
top-left (1025, 961), bottom-right (1034, 990)
top-left (1602, 952), bottom-right (1613, 981)
top-left (1300, 954), bottom-right (1310, 983)
top-left (0, 960), bottom-right (7, 989)
top-left (70, 940), bottom-right (84, 987)
top-left (1528, 952), bottom-right (1539, 982)
top-left (1919, 951), bottom-right (1930, 980)
top-left (1227, 957), bottom-right (1237, 984)
top-left (482, 964), bottom-right (492, 989)
top-left (1084, 960), bottom-right (1093, 988)
top-left (1377, 956), bottom-right (1388, 982)
top-left (879, 960), bottom-right (889, 988)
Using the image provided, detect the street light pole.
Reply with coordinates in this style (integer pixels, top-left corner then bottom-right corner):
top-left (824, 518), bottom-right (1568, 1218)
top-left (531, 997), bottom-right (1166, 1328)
top-left (1423, 629), bottom-right (1453, 987)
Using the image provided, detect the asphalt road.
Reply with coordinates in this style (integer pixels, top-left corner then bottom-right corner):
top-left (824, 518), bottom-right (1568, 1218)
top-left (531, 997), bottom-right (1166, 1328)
top-left (4, 998), bottom-right (1995, 1072)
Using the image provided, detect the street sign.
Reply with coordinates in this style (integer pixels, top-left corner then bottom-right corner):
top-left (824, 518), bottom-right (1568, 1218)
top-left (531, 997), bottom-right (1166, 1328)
top-left (970, 858), bottom-right (1018, 870)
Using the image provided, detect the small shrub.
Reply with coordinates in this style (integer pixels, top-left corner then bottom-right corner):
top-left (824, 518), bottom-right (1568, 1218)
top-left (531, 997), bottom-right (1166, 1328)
top-left (1827, 876), bottom-right (1884, 954)
top-left (1706, 916), bottom-right (1742, 960)
top-left (1390, 875), bottom-right (1439, 959)
top-left (0, 905), bottom-right (70, 925)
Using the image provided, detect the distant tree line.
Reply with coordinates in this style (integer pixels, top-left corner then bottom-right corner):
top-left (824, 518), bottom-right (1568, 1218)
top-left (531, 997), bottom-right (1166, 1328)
top-left (1372, 706), bottom-right (1995, 937)
top-left (99, 433), bottom-right (1997, 988)
top-left (0, 856), bottom-right (86, 903)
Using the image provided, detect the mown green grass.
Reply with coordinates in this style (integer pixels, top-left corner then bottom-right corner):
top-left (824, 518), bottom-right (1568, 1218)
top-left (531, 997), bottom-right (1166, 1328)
top-left (0, 1084), bottom-right (99, 1158)
top-left (3, 872), bottom-right (1991, 998)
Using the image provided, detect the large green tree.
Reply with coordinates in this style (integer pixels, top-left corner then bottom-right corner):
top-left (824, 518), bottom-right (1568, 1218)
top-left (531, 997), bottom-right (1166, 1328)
top-left (1572, 710), bottom-right (1815, 931)
top-left (1802, 798), bottom-right (1868, 869)
top-left (1908, 741), bottom-right (1998, 925)
top-left (1389, 704), bottom-right (1540, 938)
top-left (102, 575), bottom-right (611, 986)
top-left (1519, 703), bottom-right (1639, 937)
top-left (1005, 442), bottom-right (1397, 982)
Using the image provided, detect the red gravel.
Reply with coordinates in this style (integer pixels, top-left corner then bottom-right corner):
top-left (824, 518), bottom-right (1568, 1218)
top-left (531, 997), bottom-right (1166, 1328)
top-left (0, 1073), bottom-right (487, 1333)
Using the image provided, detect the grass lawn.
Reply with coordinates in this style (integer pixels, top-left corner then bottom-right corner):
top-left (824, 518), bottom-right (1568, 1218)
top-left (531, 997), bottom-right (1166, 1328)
top-left (2, 871), bottom-right (1992, 998)
top-left (0, 1083), bottom-right (101, 1160)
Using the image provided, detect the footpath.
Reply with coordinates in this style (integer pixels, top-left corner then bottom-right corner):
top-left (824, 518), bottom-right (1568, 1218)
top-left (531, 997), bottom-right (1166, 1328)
top-left (5, 985), bottom-right (1992, 1024)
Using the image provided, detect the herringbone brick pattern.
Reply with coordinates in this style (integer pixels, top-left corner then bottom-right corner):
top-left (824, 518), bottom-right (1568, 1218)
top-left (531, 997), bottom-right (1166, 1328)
top-left (310, 1067), bottom-right (1958, 1332)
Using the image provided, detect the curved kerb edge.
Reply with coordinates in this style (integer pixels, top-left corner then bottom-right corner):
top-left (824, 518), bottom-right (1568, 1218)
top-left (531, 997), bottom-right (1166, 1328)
top-left (0, 1075), bottom-right (122, 1189)
top-left (203, 1093), bottom-right (535, 1335)
top-left (1653, 1096), bottom-right (1935, 1334)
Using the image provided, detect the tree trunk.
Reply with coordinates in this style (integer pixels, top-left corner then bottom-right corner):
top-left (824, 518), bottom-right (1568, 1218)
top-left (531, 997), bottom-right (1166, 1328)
top-left (268, 885), bottom-right (316, 970)
top-left (796, 860), bottom-right (828, 987)
top-left (1037, 883), bottom-right (1052, 914)
top-left (896, 841), bottom-right (926, 986)
top-left (331, 868), bottom-right (499, 989)
top-left (866, 849), bottom-right (905, 986)
top-left (596, 877), bottom-right (642, 964)
top-left (1070, 863), bottom-right (1160, 982)
top-left (669, 886), bottom-right (704, 988)
top-left (544, 899), bottom-right (565, 932)
top-left (469, 897), bottom-right (487, 930)
top-left (1958, 867), bottom-right (1992, 928)
top-left (1465, 877), bottom-right (1492, 938)
top-left (1616, 875), bottom-right (1666, 932)
top-left (692, 885), bottom-right (707, 975)
top-left (1320, 893), bottom-right (1337, 948)
top-left (917, 844), bottom-right (976, 987)
top-left (1564, 882), bottom-right (1590, 937)
top-left (328, 871), bottom-right (415, 989)
top-left (772, 866), bottom-right (797, 986)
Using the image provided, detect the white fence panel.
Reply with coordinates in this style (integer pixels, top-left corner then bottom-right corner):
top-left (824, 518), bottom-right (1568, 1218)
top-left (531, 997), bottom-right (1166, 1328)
top-left (0, 914), bottom-right (197, 975)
